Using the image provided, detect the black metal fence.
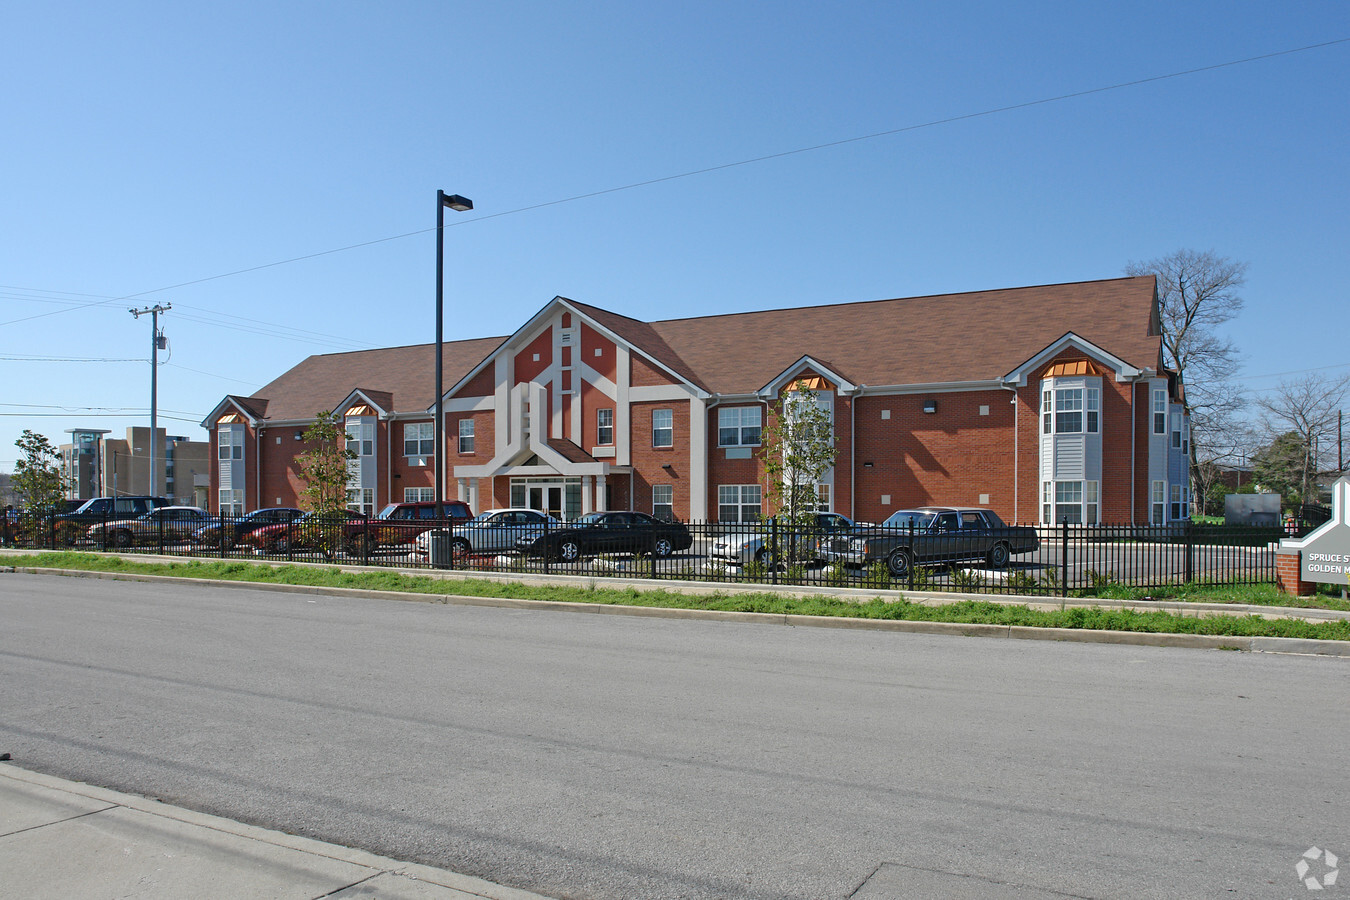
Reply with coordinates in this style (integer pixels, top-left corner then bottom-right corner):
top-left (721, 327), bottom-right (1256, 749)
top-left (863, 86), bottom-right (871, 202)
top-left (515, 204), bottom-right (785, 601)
top-left (4, 509), bottom-right (1291, 596)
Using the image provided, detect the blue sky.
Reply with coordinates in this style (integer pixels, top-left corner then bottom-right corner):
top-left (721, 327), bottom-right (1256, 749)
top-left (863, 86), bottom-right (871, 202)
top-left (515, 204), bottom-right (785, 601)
top-left (3, 1), bottom-right (1347, 470)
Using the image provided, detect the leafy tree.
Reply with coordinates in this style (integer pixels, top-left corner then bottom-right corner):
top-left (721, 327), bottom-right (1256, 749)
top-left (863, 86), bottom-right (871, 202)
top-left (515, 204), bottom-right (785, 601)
top-left (1252, 432), bottom-right (1310, 509)
top-left (295, 410), bottom-right (356, 558)
top-left (761, 381), bottom-right (837, 565)
top-left (1254, 372), bottom-right (1350, 508)
top-left (13, 430), bottom-right (64, 545)
top-left (13, 430), bottom-right (63, 509)
top-left (1125, 249), bottom-right (1249, 511)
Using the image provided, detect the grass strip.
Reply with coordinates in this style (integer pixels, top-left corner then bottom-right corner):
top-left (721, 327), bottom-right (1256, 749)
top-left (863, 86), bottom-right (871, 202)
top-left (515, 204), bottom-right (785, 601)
top-left (11, 552), bottom-right (1350, 642)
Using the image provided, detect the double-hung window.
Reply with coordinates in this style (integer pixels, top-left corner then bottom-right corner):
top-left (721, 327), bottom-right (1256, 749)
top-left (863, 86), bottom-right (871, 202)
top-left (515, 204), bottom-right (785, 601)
top-left (218, 426), bottom-right (243, 460)
top-left (1049, 387), bottom-right (1098, 433)
top-left (597, 409), bottom-right (614, 445)
top-left (652, 484), bottom-right (673, 521)
top-left (652, 409), bottom-right (673, 448)
top-left (1152, 481), bottom-right (1166, 524)
top-left (404, 487), bottom-right (434, 502)
top-left (458, 419), bottom-right (475, 454)
top-left (346, 422), bottom-right (374, 457)
top-left (1055, 388), bottom-right (1083, 433)
top-left (718, 406), bottom-right (762, 446)
top-left (1043, 480), bottom-right (1099, 524)
top-left (404, 422), bottom-right (433, 457)
top-left (1153, 390), bottom-right (1168, 435)
top-left (219, 489), bottom-right (243, 517)
top-left (1171, 484), bottom-right (1189, 521)
top-left (717, 485), bottom-right (762, 522)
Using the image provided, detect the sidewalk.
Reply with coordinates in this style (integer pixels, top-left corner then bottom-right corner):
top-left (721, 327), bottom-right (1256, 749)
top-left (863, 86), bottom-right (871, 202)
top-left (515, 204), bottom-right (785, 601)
top-left (0, 763), bottom-right (554, 900)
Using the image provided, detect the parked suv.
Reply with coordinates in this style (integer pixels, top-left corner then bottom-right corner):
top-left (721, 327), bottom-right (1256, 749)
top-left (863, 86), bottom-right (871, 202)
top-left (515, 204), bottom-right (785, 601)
top-left (54, 496), bottom-right (170, 544)
top-left (363, 501), bottom-right (475, 552)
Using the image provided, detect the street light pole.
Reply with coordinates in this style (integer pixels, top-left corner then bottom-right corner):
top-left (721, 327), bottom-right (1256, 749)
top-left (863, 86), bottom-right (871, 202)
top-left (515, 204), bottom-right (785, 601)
top-left (130, 304), bottom-right (170, 497)
top-left (434, 191), bottom-right (473, 519)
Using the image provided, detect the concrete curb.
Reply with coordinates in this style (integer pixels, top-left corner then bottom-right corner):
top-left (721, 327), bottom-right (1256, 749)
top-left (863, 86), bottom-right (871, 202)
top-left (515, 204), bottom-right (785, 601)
top-left (6, 562), bottom-right (1350, 657)
top-left (0, 763), bottom-right (554, 900)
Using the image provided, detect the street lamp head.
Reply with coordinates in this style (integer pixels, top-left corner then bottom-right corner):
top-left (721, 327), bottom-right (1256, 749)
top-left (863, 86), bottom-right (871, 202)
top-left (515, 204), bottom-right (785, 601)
top-left (440, 193), bottom-right (473, 212)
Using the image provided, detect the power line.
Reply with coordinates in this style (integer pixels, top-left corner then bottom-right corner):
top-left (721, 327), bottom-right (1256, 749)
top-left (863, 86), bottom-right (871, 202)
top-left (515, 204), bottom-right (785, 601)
top-left (0, 37), bottom-right (1344, 331)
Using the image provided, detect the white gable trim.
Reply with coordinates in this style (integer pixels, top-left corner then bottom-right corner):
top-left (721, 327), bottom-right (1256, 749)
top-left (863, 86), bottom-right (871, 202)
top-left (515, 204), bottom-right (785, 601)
top-left (200, 396), bottom-right (263, 428)
top-left (758, 356), bottom-right (858, 398)
top-left (1003, 332), bottom-right (1148, 386)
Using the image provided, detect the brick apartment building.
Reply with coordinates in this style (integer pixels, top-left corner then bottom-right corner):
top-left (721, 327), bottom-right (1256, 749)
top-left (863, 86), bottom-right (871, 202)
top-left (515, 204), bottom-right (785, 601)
top-left (201, 275), bottom-right (1191, 526)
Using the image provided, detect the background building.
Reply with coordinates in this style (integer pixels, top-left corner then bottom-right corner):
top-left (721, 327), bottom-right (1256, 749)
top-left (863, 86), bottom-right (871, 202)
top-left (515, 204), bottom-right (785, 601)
top-left (60, 427), bottom-right (209, 507)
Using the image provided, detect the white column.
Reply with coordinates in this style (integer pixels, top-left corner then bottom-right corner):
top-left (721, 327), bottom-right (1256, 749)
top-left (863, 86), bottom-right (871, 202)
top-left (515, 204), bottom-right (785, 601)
top-left (595, 475), bottom-right (607, 512)
top-left (456, 478), bottom-right (467, 502)
top-left (582, 476), bottom-right (593, 515)
top-left (688, 397), bottom-right (708, 519)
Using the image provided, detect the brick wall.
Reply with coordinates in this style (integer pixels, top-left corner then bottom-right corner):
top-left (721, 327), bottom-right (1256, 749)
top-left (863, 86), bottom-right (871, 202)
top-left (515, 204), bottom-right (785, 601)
top-left (1275, 550), bottom-right (1314, 596)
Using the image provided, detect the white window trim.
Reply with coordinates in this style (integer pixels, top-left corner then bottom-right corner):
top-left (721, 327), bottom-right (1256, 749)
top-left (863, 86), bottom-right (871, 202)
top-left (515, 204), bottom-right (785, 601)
top-left (718, 406), bottom-right (763, 447)
top-left (652, 408), bottom-right (673, 448)
top-left (717, 484), bottom-right (762, 522)
top-left (597, 408), bottom-right (614, 446)
top-left (458, 418), bottom-right (475, 454)
top-left (404, 422), bottom-right (434, 457)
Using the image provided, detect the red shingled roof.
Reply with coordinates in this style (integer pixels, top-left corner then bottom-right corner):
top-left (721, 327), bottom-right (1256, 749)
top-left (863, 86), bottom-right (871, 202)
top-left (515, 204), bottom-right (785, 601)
top-left (242, 277), bottom-right (1159, 420)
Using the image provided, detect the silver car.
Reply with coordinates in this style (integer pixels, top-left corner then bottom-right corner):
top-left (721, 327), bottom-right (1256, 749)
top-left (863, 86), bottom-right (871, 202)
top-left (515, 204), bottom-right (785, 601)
top-left (710, 513), bottom-right (855, 566)
top-left (413, 508), bottom-right (561, 560)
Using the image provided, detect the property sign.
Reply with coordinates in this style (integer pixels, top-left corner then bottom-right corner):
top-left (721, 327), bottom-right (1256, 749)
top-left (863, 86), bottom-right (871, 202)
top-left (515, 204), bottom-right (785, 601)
top-left (1281, 475), bottom-right (1350, 585)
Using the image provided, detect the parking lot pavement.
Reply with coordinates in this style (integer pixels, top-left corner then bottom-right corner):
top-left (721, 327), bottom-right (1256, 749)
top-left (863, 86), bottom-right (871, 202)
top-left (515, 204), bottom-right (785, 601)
top-left (0, 763), bottom-right (554, 900)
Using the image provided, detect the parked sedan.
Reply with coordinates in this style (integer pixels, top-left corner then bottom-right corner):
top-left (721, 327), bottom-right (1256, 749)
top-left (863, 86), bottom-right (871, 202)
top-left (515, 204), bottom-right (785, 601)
top-left (86, 506), bottom-right (212, 549)
top-left (412, 508), bottom-right (560, 561)
top-left (191, 507), bottom-right (305, 550)
top-left (819, 507), bottom-right (1039, 576)
top-left (239, 509), bottom-right (369, 554)
top-left (710, 512), bottom-right (856, 566)
top-left (516, 511), bottom-right (693, 562)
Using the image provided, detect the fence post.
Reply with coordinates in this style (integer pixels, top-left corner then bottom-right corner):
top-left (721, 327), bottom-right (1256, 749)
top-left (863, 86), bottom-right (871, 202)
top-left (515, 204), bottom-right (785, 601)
top-left (219, 512), bottom-right (226, 559)
top-left (1184, 518), bottom-right (1194, 584)
top-left (770, 517), bottom-right (779, 586)
top-left (542, 518), bottom-right (550, 576)
top-left (1061, 518), bottom-right (1069, 597)
top-left (907, 520), bottom-right (915, 591)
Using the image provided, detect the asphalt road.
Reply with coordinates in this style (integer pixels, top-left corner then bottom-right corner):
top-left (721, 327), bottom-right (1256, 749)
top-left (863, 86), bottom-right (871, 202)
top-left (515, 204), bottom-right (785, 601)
top-left (1, 572), bottom-right (1346, 899)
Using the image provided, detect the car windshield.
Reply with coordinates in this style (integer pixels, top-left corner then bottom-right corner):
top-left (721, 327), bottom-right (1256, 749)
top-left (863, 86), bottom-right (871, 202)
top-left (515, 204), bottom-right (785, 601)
top-left (573, 513), bottom-right (606, 527)
top-left (73, 499), bottom-right (102, 515)
top-left (375, 504), bottom-right (400, 520)
top-left (881, 511), bottom-right (935, 530)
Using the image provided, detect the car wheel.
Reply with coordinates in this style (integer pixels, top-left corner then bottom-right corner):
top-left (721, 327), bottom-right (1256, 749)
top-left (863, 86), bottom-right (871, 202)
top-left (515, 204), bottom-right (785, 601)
top-left (986, 542), bottom-right (1011, 568)
top-left (112, 529), bottom-right (133, 549)
top-left (221, 533), bottom-right (235, 551)
top-left (886, 548), bottom-right (913, 578)
top-left (451, 537), bottom-right (471, 558)
top-left (268, 536), bottom-right (291, 554)
top-left (558, 540), bottom-right (581, 563)
top-left (754, 547), bottom-right (774, 570)
top-left (653, 537), bottom-right (674, 557)
top-left (349, 534), bottom-right (375, 557)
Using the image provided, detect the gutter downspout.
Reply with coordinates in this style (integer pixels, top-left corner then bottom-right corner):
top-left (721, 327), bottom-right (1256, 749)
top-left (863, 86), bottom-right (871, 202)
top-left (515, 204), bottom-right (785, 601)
top-left (849, 387), bottom-right (862, 521)
top-left (386, 418), bottom-right (393, 509)
top-left (1130, 380), bottom-right (1137, 524)
top-left (255, 426), bottom-right (262, 512)
top-left (1001, 383), bottom-right (1018, 522)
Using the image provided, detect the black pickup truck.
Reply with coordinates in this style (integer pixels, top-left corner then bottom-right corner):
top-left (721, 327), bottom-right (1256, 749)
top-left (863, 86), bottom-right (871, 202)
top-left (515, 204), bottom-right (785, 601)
top-left (818, 506), bottom-right (1039, 577)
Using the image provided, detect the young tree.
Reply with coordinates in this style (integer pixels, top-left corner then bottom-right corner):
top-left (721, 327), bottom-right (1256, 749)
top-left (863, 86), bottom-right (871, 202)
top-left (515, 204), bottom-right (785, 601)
top-left (13, 430), bottom-right (65, 545)
top-left (761, 382), bottom-right (837, 565)
top-left (1125, 249), bottom-right (1248, 508)
top-left (1254, 371), bottom-right (1350, 508)
top-left (295, 410), bottom-right (356, 558)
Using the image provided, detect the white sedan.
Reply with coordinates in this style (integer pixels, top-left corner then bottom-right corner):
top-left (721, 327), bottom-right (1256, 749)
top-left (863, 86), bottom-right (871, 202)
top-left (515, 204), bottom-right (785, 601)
top-left (412, 508), bottom-right (561, 561)
top-left (710, 513), bottom-right (856, 566)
